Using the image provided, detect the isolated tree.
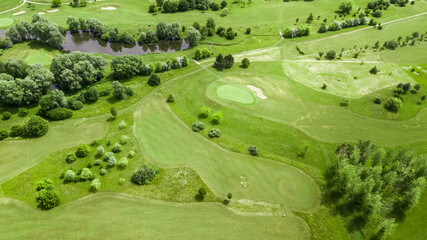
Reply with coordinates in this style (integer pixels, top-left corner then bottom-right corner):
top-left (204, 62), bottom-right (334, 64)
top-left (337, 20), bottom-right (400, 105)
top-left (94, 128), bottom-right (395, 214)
top-left (199, 106), bottom-right (211, 118)
top-left (167, 94), bottom-right (175, 103)
top-left (241, 58), bottom-right (250, 68)
top-left (35, 179), bottom-right (60, 209)
top-left (110, 107), bottom-right (117, 119)
top-left (25, 116), bottom-right (49, 137)
top-left (91, 179), bottom-right (101, 191)
top-left (185, 27), bottom-right (201, 47)
top-left (338, 0), bottom-right (353, 14)
top-left (248, 145), bottom-right (259, 156)
top-left (212, 111), bottom-right (223, 124)
top-left (111, 81), bottom-right (126, 99)
top-left (370, 66), bottom-right (379, 74)
top-left (148, 74), bottom-right (161, 86)
top-left (384, 97), bottom-right (402, 112)
top-left (326, 50), bottom-right (336, 60)
top-left (76, 143), bottom-right (91, 158)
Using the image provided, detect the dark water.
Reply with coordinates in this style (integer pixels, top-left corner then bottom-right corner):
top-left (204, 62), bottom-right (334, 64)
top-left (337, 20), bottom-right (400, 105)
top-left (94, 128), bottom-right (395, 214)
top-left (0, 29), bottom-right (190, 56)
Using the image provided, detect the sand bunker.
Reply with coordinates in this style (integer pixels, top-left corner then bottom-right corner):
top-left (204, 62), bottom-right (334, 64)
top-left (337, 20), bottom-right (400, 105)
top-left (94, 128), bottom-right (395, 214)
top-left (38, 12), bottom-right (45, 15)
top-left (101, 7), bottom-right (117, 10)
top-left (247, 85), bottom-right (267, 99)
top-left (47, 9), bottom-right (59, 13)
top-left (12, 11), bottom-right (26, 16)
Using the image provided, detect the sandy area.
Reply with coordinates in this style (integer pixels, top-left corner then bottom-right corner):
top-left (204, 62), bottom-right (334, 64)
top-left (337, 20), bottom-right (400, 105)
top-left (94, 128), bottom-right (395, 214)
top-left (247, 85), bottom-right (267, 99)
top-left (101, 7), bottom-right (117, 10)
top-left (38, 12), bottom-right (45, 15)
top-left (12, 11), bottom-right (26, 16)
top-left (47, 9), bottom-right (59, 13)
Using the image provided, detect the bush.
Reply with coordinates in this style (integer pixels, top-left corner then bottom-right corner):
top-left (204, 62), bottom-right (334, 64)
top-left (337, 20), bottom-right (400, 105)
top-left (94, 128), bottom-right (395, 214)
top-left (64, 170), bottom-right (76, 182)
top-left (35, 179), bottom-right (60, 210)
top-left (0, 129), bottom-right (8, 140)
top-left (70, 100), bottom-right (83, 110)
top-left (248, 145), bottom-right (259, 156)
top-left (212, 111), bottom-right (223, 124)
top-left (118, 120), bottom-right (127, 129)
top-left (91, 179), bottom-right (101, 191)
top-left (100, 169), bottom-right (107, 176)
top-left (111, 143), bottom-right (123, 153)
top-left (65, 153), bottom-right (76, 163)
top-left (245, 28), bottom-right (251, 34)
top-left (84, 86), bottom-right (99, 102)
top-left (2, 111), bottom-right (11, 120)
top-left (45, 108), bottom-right (73, 121)
top-left (119, 178), bottom-right (126, 185)
top-left (25, 116), bottom-right (49, 137)
top-left (9, 125), bottom-right (24, 137)
top-left (79, 168), bottom-right (93, 181)
top-left (118, 157), bottom-right (129, 169)
top-left (96, 146), bottom-right (105, 157)
top-left (128, 151), bottom-right (136, 158)
top-left (107, 156), bottom-right (117, 168)
top-left (192, 122), bottom-right (205, 132)
top-left (18, 108), bottom-right (28, 117)
top-left (374, 98), bottom-right (381, 104)
top-left (104, 152), bottom-right (115, 162)
top-left (384, 97), bottom-right (403, 112)
top-left (196, 187), bottom-right (207, 201)
top-left (167, 94), bottom-right (175, 103)
top-left (208, 128), bottom-right (221, 138)
top-left (370, 66), bottom-right (379, 74)
top-left (99, 88), bottom-right (112, 97)
top-left (199, 106), bottom-right (211, 118)
top-left (94, 159), bottom-right (102, 166)
top-left (120, 135), bottom-right (130, 145)
top-left (131, 165), bottom-right (159, 185)
top-left (241, 58), bottom-right (250, 68)
top-left (148, 74), bottom-right (161, 86)
top-left (76, 144), bottom-right (91, 158)
top-left (326, 50), bottom-right (336, 60)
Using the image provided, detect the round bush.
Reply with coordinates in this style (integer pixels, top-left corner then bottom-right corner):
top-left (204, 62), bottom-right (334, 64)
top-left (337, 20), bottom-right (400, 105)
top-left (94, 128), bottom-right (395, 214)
top-left (96, 146), bottom-right (105, 156)
top-left (241, 58), bottom-right (250, 68)
top-left (119, 178), bottom-right (126, 185)
top-left (18, 108), bottom-right (28, 117)
top-left (99, 168), bottom-right (107, 176)
top-left (79, 168), bottom-right (93, 181)
top-left (384, 97), bottom-right (403, 112)
top-left (45, 108), bottom-right (73, 121)
top-left (131, 165), bottom-right (159, 185)
top-left (118, 120), bottom-right (127, 130)
top-left (111, 143), bottom-right (123, 153)
top-left (9, 125), bottom-right (24, 137)
top-left (128, 151), bottom-right (136, 158)
top-left (94, 159), bottom-right (102, 166)
top-left (2, 111), bottom-right (11, 120)
top-left (148, 74), bottom-right (161, 86)
top-left (248, 145), bottom-right (259, 156)
top-left (76, 144), bottom-right (91, 158)
top-left (0, 129), bottom-right (9, 140)
top-left (64, 170), bottom-right (76, 182)
top-left (107, 156), bottom-right (117, 168)
top-left (91, 178), bottom-right (101, 191)
top-left (326, 50), bottom-right (336, 60)
top-left (208, 128), bottom-right (221, 138)
top-left (120, 135), bottom-right (130, 145)
top-left (25, 116), bottom-right (49, 137)
top-left (36, 188), bottom-right (60, 209)
top-left (104, 152), bottom-right (115, 162)
top-left (199, 106), bottom-right (211, 118)
top-left (65, 153), bottom-right (76, 163)
top-left (71, 101), bottom-right (84, 110)
top-left (118, 157), bottom-right (129, 169)
top-left (192, 122), bottom-right (205, 132)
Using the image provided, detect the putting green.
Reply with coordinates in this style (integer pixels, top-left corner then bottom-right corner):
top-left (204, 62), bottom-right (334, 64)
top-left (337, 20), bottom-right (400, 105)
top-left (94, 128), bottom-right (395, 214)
top-left (216, 84), bottom-right (254, 104)
top-left (0, 18), bottom-right (13, 28)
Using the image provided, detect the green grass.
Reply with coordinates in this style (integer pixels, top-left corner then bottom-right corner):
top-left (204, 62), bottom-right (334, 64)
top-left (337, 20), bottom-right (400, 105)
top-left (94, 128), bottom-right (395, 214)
top-left (0, 41), bottom-right (60, 66)
top-left (0, 193), bottom-right (311, 240)
top-left (0, 0), bottom-right (23, 14)
top-left (216, 84), bottom-right (255, 104)
top-left (25, 50), bottom-right (52, 65)
top-left (0, 17), bottom-right (14, 28)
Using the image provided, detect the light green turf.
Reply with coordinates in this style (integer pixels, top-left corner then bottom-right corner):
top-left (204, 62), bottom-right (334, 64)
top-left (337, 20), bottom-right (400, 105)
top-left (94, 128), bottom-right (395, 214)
top-left (0, 17), bottom-right (13, 28)
top-left (0, 193), bottom-right (311, 240)
top-left (0, 0), bottom-right (22, 14)
top-left (216, 84), bottom-right (254, 104)
top-left (25, 50), bottom-right (52, 65)
top-left (135, 93), bottom-right (320, 211)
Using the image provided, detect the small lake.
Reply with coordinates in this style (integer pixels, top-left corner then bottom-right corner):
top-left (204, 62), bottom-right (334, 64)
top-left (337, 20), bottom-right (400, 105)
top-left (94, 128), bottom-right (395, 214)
top-left (0, 29), bottom-right (190, 56)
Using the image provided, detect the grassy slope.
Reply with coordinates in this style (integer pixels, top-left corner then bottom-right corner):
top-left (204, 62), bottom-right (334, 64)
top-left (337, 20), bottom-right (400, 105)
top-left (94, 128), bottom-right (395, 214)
top-left (0, 193), bottom-right (311, 240)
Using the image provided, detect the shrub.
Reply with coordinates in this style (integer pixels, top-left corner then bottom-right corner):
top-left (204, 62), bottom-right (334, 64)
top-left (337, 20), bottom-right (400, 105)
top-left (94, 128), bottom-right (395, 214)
top-left (111, 143), bottom-right (123, 153)
top-left (120, 135), bottom-right (130, 145)
top-left (94, 159), bottom-right (102, 166)
top-left (118, 157), bottom-right (129, 169)
top-left (227, 192), bottom-right (233, 199)
top-left (99, 88), bottom-right (112, 97)
top-left (131, 165), bottom-right (159, 185)
top-left (35, 179), bottom-right (60, 209)
top-left (0, 129), bottom-right (9, 140)
top-left (2, 111), bottom-right (11, 120)
top-left (245, 28), bottom-right (251, 34)
top-left (18, 108), bottom-right (28, 117)
top-left (70, 101), bottom-right (83, 110)
top-left (25, 116), bottom-right (49, 137)
top-left (65, 153), bottom-right (76, 163)
top-left (192, 122), bottom-right (205, 132)
top-left (212, 111), bottom-right (223, 124)
top-left (91, 179), bottom-right (101, 191)
top-left (148, 74), bottom-right (161, 86)
top-left (110, 107), bottom-right (117, 119)
top-left (107, 156), bottom-right (117, 168)
top-left (128, 151), bottom-right (136, 158)
top-left (208, 128), bottom-right (221, 138)
top-left (321, 84), bottom-right (327, 90)
top-left (248, 145), bottom-right (259, 156)
top-left (199, 106), bottom-right (211, 118)
top-left (167, 94), bottom-right (175, 103)
top-left (384, 97), bottom-right (403, 112)
top-left (326, 50), bottom-right (336, 60)
top-left (9, 125), bottom-right (24, 137)
top-left (45, 108), bottom-right (73, 121)
top-left (241, 58), bottom-right (250, 68)
top-left (104, 152), bottom-right (115, 162)
top-left (374, 98), bottom-right (381, 104)
top-left (196, 187), bottom-right (207, 201)
top-left (79, 168), bottom-right (93, 181)
top-left (370, 66), bottom-right (379, 74)
top-left (96, 146), bottom-right (105, 156)
top-left (76, 144), bottom-right (91, 158)
top-left (119, 178), bottom-right (125, 185)
top-left (414, 84), bottom-right (421, 91)
top-left (99, 169), bottom-right (107, 176)
top-left (84, 86), bottom-right (99, 102)
top-left (118, 120), bottom-right (127, 129)
top-left (64, 170), bottom-right (76, 182)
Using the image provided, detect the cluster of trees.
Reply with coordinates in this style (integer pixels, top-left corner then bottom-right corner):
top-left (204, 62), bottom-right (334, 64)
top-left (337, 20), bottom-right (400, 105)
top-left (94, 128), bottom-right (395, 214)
top-left (149, 0), bottom-right (228, 13)
top-left (216, 26), bottom-right (237, 40)
top-left (0, 59), bottom-right (54, 106)
top-left (7, 14), bottom-right (65, 49)
top-left (213, 54), bottom-right (234, 70)
top-left (377, 32), bottom-right (424, 51)
top-left (0, 36), bottom-right (13, 51)
top-left (194, 48), bottom-right (212, 60)
top-left (138, 21), bottom-right (182, 45)
top-left (338, 0), bottom-right (353, 14)
top-left (70, 0), bottom-right (88, 7)
top-left (382, 82), bottom-right (423, 112)
top-left (0, 115), bottom-right (49, 141)
top-left (35, 179), bottom-right (60, 209)
top-left (326, 140), bottom-right (426, 239)
top-left (283, 25), bottom-right (310, 38)
top-left (67, 17), bottom-right (135, 44)
top-left (318, 17), bottom-right (370, 33)
top-left (131, 165), bottom-right (159, 185)
top-left (110, 55), bottom-right (189, 80)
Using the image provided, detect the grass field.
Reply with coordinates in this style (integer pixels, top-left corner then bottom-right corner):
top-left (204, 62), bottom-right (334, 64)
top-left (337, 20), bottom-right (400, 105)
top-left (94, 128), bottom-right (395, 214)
top-left (216, 84), bottom-right (255, 104)
top-left (0, 17), bottom-right (14, 28)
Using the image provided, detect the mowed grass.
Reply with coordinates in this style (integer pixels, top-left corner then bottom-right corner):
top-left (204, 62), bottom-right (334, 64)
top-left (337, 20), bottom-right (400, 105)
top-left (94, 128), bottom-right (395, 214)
top-left (216, 84), bottom-right (255, 104)
top-left (0, 17), bottom-right (14, 28)
top-left (0, 0), bottom-right (22, 13)
top-left (0, 41), bottom-right (60, 66)
top-left (135, 93), bottom-right (321, 211)
top-left (25, 50), bottom-right (52, 65)
top-left (0, 193), bottom-right (311, 240)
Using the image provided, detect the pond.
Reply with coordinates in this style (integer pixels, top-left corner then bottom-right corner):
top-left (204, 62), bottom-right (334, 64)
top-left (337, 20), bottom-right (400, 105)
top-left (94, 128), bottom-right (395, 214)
top-left (0, 29), bottom-right (190, 56)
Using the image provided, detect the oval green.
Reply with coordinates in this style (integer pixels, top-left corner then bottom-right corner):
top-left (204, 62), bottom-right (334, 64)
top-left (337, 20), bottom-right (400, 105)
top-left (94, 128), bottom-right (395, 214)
top-left (216, 85), bottom-right (254, 104)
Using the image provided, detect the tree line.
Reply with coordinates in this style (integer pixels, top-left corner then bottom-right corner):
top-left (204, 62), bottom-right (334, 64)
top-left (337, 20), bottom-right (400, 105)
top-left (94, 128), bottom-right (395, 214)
top-left (149, 0), bottom-right (228, 14)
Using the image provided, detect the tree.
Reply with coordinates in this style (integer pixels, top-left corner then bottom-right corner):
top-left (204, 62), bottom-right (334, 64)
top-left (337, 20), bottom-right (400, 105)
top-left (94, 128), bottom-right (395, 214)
top-left (64, 170), bottom-right (76, 182)
top-left (326, 50), bottom-right (336, 60)
top-left (192, 122), bottom-right (205, 132)
top-left (167, 94), bottom-right (175, 103)
top-left (118, 157), bottom-right (128, 169)
top-left (196, 187), bottom-right (207, 201)
top-left (339, 0), bottom-right (353, 14)
top-left (199, 106), bottom-right (211, 118)
top-left (0, 129), bottom-right (8, 140)
top-left (241, 58), bottom-right (250, 68)
top-left (307, 13), bottom-right (314, 23)
top-left (2, 111), bottom-right (11, 120)
top-left (111, 143), bottom-right (123, 153)
top-left (248, 145), bottom-right (259, 156)
top-left (131, 165), bottom-right (159, 185)
top-left (370, 66), bottom-right (378, 74)
top-left (80, 168), bottom-right (93, 181)
top-left (25, 116), bottom-right (48, 137)
top-left (384, 97), bottom-right (402, 112)
top-left (65, 153), bottom-right (76, 163)
top-left (111, 81), bottom-right (125, 99)
top-left (76, 143), bottom-right (91, 157)
top-left (185, 27), bottom-right (201, 47)
top-left (91, 179), bottom-right (101, 191)
top-left (206, 18), bottom-right (216, 29)
top-left (67, 16), bottom-right (80, 33)
top-left (212, 111), bottom-right (223, 124)
top-left (9, 125), bottom-right (24, 137)
top-left (148, 74), bottom-right (161, 86)
top-left (208, 128), bottom-right (221, 138)
top-left (110, 107), bottom-right (117, 119)
top-left (51, 0), bottom-right (61, 8)
top-left (111, 55), bottom-right (144, 79)
top-left (35, 179), bottom-right (60, 209)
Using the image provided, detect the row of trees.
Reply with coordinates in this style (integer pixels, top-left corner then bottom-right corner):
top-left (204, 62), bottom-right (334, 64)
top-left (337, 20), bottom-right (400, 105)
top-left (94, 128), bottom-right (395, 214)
top-left (7, 14), bottom-right (65, 49)
top-left (318, 17), bottom-right (371, 33)
top-left (283, 25), bottom-right (310, 38)
top-left (213, 54), bottom-right (234, 70)
top-left (149, 0), bottom-right (228, 13)
top-left (326, 140), bottom-right (426, 239)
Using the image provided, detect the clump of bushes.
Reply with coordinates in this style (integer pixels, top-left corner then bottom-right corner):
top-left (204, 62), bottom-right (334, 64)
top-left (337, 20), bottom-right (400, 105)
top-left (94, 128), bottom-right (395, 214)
top-left (35, 179), bottom-right (60, 209)
top-left (384, 97), bottom-right (402, 112)
top-left (79, 168), bottom-right (94, 181)
top-left (0, 129), bottom-right (9, 140)
top-left (91, 179), bottom-right (101, 191)
top-left (199, 106), bottom-right (211, 118)
top-left (76, 143), bottom-right (91, 158)
top-left (65, 153), bottom-right (77, 163)
top-left (213, 54), bottom-right (234, 70)
top-left (9, 125), bottom-right (25, 137)
top-left (111, 143), bottom-right (123, 153)
top-left (131, 165), bottom-right (159, 185)
top-left (283, 25), bottom-right (310, 38)
top-left (195, 48), bottom-right (212, 60)
top-left (45, 107), bottom-right (73, 121)
top-left (192, 122), bottom-right (205, 132)
top-left (208, 128), bottom-right (221, 138)
top-left (26, 116), bottom-right (49, 137)
top-left (248, 145), bottom-right (259, 156)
